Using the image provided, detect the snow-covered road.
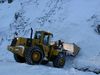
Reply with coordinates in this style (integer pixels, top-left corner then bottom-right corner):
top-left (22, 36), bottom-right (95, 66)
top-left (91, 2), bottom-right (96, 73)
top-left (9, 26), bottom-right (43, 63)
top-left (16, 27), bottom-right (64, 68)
top-left (0, 61), bottom-right (97, 75)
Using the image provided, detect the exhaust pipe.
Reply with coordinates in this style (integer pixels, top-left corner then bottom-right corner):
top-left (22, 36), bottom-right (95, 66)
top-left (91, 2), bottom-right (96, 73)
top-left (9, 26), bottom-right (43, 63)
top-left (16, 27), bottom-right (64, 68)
top-left (28, 28), bottom-right (33, 46)
top-left (30, 28), bottom-right (33, 39)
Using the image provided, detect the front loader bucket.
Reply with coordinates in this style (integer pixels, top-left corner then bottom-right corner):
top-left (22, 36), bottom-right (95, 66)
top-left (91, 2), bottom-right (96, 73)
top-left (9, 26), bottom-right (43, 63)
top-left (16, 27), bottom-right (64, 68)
top-left (63, 43), bottom-right (80, 56)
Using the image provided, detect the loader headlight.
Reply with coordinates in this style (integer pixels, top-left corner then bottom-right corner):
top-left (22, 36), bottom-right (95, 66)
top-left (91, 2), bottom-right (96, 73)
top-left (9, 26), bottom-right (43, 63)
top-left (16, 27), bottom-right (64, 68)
top-left (16, 38), bottom-right (19, 40)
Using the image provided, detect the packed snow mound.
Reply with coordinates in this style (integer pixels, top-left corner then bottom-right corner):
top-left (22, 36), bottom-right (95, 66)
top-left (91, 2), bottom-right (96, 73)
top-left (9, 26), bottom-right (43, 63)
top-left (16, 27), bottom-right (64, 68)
top-left (0, 0), bottom-right (100, 74)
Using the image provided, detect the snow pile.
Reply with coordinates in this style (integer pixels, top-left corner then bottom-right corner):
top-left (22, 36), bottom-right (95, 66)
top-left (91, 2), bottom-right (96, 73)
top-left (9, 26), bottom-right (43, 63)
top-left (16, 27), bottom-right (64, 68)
top-left (0, 61), bottom-right (97, 75)
top-left (0, 0), bottom-right (100, 75)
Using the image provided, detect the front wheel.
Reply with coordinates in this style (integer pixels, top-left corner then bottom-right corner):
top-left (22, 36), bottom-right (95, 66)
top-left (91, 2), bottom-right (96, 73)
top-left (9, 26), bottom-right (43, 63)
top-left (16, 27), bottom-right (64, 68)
top-left (25, 46), bottom-right (44, 65)
top-left (53, 53), bottom-right (66, 68)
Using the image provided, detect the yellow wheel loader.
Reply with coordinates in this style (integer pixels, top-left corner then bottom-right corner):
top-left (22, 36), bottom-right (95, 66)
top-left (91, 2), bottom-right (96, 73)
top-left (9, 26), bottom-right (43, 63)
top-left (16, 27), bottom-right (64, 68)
top-left (8, 28), bottom-right (80, 68)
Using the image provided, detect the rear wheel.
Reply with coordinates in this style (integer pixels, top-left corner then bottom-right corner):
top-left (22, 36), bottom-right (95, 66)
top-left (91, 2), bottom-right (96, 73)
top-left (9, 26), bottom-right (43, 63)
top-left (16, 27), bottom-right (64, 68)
top-left (14, 54), bottom-right (25, 63)
top-left (25, 46), bottom-right (44, 65)
top-left (53, 53), bottom-right (66, 68)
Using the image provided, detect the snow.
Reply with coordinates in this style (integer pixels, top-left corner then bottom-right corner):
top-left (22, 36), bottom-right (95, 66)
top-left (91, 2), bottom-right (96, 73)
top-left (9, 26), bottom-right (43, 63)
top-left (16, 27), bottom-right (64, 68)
top-left (0, 61), bottom-right (97, 75)
top-left (0, 0), bottom-right (100, 75)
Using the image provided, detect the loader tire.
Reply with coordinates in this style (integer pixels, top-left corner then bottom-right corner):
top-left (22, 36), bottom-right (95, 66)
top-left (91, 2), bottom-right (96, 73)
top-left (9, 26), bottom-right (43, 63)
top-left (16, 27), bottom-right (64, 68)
top-left (14, 54), bottom-right (25, 63)
top-left (25, 46), bottom-right (44, 65)
top-left (53, 53), bottom-right (65, 68)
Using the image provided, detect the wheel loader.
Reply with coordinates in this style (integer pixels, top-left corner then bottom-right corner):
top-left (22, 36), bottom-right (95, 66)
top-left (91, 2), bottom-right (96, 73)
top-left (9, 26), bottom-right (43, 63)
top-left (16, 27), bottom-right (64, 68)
top-left (8, 28), bottom-right (80, 68)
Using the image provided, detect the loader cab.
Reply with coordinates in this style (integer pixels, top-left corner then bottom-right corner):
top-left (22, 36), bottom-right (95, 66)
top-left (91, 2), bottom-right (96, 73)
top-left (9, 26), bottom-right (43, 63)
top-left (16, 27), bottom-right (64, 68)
top-left (43, 32), bottom-right (53, 45)
top-left (34, 31), bottom-right (53, 45)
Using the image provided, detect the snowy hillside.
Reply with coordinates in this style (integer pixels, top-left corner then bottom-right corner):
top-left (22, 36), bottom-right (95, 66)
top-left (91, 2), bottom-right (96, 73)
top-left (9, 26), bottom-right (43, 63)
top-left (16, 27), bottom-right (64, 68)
top-left (0, 0), bottom-right (100, 75)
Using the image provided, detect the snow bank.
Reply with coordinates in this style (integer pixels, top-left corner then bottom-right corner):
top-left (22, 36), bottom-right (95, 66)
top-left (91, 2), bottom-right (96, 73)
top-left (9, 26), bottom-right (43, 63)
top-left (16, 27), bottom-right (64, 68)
top-left (0, 0), bottom-right (100, 74)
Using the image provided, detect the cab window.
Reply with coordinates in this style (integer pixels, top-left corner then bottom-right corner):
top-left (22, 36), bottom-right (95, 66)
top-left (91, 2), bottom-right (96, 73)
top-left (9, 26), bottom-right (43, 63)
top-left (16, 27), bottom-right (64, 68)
top-left (35, 32), bottom-right (41, 39)
top-left (43, 35), bottom-right (49, 45)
